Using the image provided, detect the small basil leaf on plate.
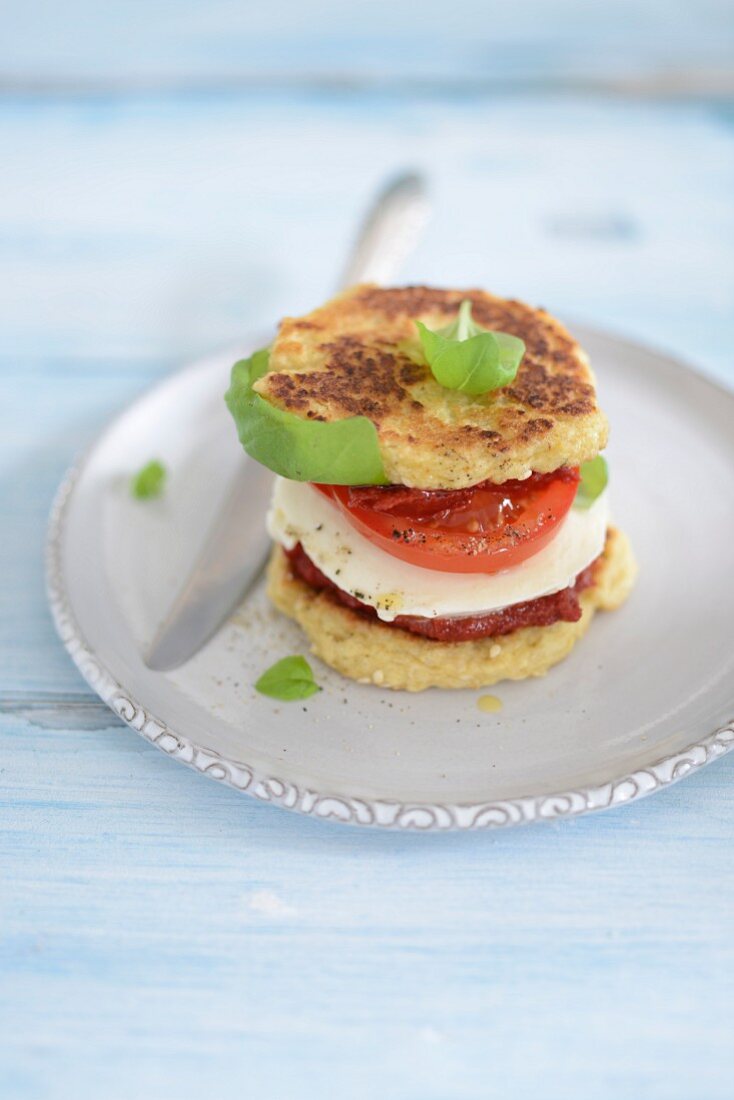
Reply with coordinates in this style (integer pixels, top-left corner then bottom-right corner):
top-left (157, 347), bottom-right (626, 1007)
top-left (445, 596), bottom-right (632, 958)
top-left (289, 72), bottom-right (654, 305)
top-left (255, 655), bottom-right (321, 702)
top-left (416, 300), bottom-right (525, 396)
top-left (574, 455), bottom-right (608, 508)
top-left (225, 349), bottom-right (388, 485)
top-left (131, 459), bottom-right (167, 500)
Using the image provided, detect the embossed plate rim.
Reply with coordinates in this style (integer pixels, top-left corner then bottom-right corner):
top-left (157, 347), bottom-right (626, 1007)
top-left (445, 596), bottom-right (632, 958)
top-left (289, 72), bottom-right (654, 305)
top-left (46, 326), bottom-right (734, 830)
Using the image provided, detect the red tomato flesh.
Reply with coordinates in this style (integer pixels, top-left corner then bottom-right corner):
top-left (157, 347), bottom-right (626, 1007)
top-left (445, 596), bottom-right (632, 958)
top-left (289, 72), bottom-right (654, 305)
top-left (314, 469), bottom-right (580, 575)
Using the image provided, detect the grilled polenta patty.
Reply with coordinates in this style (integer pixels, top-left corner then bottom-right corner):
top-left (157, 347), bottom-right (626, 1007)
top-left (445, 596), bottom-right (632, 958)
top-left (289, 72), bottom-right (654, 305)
top-left (256, 284), bottom-right (608, 489)
top-left (267, 527), bottom-right (636, 693)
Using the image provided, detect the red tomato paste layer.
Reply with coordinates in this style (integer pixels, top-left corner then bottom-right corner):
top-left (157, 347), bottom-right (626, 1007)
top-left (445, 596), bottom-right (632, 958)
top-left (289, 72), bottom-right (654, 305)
top-left (284, 542), bottom-right (602, 643)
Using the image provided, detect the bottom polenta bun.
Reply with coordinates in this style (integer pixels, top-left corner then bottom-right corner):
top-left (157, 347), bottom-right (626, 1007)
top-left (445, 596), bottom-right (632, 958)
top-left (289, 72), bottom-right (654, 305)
top-left (266, 528), bottom-right (637, 692)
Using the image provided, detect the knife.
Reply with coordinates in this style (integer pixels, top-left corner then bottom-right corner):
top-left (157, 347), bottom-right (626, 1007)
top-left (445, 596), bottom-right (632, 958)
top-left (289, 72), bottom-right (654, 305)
top-left (144, 171), bottom-right (430, 671)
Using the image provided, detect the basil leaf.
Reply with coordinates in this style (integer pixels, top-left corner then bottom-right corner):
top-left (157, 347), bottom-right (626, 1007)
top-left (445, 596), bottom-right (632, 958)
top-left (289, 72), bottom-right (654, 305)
top-left (131, 459), bottom-right (166, 499)
top-left (255, 655), bottom-right (321, 701)
top-left (225, 350), bottom-right (388, 485)
top-left (438, 298), bottom-right (487, 341)
top-left (574, 455), bottom-right (608, 508)
top-left (416, 300), bottom-right (525, 396)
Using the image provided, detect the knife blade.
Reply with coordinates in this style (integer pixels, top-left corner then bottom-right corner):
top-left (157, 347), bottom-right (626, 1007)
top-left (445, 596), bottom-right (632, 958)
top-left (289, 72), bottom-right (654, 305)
top-left (145, 171), bottom-right (430, 671)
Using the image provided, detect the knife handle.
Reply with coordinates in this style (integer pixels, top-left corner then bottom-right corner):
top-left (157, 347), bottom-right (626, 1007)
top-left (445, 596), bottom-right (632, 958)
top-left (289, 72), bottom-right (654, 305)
top-left (337, 171), bottom-right (430, 291)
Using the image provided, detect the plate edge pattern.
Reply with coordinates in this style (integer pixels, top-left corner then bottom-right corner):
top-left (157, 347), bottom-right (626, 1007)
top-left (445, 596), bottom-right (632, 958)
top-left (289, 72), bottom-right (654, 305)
top-left (46, 465), bottom-right (734, 832)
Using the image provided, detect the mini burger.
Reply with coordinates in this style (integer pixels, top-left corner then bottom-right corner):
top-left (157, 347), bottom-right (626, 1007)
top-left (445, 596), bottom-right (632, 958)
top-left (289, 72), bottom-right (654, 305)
top-left (225, 285), bottom-right (636, 692)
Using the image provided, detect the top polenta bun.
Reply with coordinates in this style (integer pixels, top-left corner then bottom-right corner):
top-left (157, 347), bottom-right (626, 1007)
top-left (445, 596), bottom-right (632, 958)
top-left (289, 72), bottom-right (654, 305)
top-left (254, 285), bottom-right (608, 489)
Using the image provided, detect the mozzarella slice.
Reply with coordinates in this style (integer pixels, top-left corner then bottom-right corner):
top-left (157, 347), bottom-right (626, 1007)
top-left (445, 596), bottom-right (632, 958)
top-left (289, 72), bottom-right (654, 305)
top-left (267, 478), bottom-right (609, 622)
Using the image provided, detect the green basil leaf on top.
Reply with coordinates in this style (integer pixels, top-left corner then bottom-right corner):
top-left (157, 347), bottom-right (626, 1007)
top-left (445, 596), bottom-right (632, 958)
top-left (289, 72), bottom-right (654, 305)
top-left (131, 459), bottom-right (167, 500)
top-left (225, 349), bottom-right (388, 485)
top-left (574, 455), bottom-right (608, 509)
top-left (255, 655), bottom-right (321, 701)
top-left (416, 300), bottom-right (525, 396)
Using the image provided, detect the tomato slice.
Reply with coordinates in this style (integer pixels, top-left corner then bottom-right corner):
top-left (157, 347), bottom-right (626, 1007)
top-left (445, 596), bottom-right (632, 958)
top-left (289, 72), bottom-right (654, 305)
top-left (314, 469), bottom-right (580, 574)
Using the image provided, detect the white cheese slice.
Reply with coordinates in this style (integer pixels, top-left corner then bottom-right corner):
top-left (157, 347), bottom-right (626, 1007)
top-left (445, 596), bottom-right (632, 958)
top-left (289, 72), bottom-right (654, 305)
top-left (267, 478), bottom-right (609, 622)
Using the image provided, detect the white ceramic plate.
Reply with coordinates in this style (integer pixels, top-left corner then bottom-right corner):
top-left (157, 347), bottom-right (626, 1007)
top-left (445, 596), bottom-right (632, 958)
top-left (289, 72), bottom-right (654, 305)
top-left (47, 327), bottom-right (734, 830)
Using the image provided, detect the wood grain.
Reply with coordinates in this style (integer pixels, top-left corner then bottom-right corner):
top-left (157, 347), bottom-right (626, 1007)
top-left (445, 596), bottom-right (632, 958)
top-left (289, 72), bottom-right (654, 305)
top-left (2, 5), bottom-right (734, 1097)
top-left (3, 0), bottom-right (733, 89)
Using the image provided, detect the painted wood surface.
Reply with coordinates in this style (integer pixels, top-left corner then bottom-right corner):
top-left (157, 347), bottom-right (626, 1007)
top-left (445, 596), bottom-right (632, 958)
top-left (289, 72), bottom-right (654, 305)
top-left (4, 0), bottom-right (734, 87)
top-left (2, 5), bottom-right (734, 1098)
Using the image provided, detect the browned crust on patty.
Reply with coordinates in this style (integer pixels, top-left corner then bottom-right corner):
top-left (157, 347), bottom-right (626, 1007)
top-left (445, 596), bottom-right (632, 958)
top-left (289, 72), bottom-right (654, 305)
top-left (256, 285), bottom-right (608, 489)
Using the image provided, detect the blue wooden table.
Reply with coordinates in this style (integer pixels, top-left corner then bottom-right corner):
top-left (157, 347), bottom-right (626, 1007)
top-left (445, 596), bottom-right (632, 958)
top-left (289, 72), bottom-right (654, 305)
top-left (2, 4), bottom-right (734, 1097)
